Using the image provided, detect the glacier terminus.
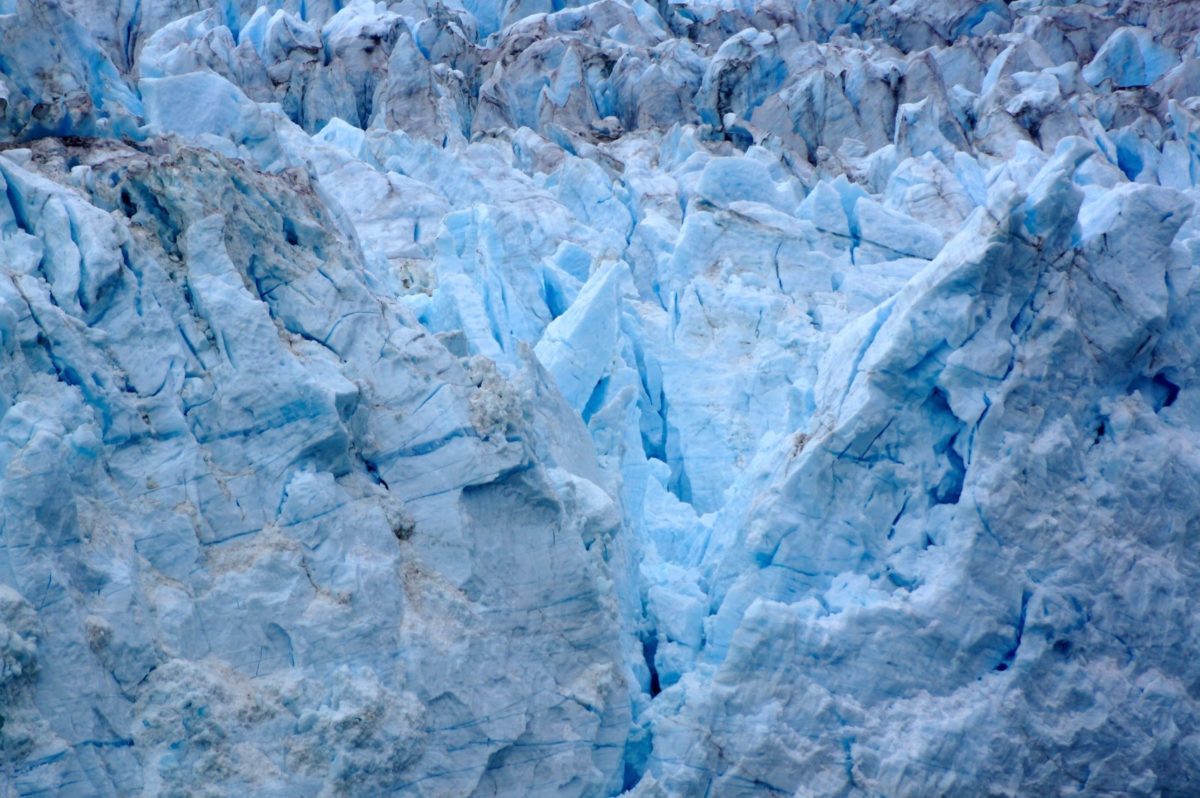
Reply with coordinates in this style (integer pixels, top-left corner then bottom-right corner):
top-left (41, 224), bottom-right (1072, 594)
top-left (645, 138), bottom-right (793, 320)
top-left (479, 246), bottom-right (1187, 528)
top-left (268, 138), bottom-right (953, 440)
top-left (1, 0), bottom-right (1200, 796)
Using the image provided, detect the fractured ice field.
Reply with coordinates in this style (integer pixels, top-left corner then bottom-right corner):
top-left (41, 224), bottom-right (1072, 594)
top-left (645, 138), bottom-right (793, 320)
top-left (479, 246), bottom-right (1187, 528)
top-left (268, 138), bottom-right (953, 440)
top-left (1, 0), bottom-right (1200, 795)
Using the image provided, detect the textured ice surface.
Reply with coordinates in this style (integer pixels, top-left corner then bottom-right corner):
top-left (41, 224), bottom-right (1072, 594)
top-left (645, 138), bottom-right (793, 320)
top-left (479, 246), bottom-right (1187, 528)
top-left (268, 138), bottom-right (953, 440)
top-left (2, 0), bottom-right (1200, 796)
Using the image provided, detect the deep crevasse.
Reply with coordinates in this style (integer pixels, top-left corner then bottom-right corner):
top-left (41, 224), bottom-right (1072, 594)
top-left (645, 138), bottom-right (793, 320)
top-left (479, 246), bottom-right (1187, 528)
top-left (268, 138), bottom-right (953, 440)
top-left (1, 0), bottom-right (1200, 795)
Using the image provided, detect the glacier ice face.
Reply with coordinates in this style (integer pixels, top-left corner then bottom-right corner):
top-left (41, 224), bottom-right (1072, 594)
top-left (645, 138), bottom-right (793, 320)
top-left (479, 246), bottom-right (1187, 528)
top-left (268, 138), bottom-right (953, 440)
top-left (0, 140), bottom-right (629, 797)
top-left (2, 0), bottom-right (1200, 796)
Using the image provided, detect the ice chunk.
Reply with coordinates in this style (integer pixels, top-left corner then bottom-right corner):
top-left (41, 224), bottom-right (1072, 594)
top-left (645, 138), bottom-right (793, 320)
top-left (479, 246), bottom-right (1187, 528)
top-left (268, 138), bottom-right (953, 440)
top-left (535, 260), bottom-right (631, 411)
top-left (1083, 26), bottom-right (1179, 88)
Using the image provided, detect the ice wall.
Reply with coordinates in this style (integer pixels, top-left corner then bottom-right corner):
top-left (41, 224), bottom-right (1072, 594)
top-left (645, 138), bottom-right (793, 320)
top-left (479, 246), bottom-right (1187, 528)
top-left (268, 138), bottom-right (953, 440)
top-left (1, 0), bottom-right (1200, 796)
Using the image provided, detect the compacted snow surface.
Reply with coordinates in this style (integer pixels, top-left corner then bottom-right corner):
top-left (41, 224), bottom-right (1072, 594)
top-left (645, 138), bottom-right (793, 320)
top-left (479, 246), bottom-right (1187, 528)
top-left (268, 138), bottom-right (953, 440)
top-left (1, 0), bottom-right (1200, 795)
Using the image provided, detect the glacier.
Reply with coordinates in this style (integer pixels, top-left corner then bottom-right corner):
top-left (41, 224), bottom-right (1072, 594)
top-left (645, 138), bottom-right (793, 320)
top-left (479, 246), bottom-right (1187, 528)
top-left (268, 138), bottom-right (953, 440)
top-left (1, 0), bottom-right (1200, 795)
